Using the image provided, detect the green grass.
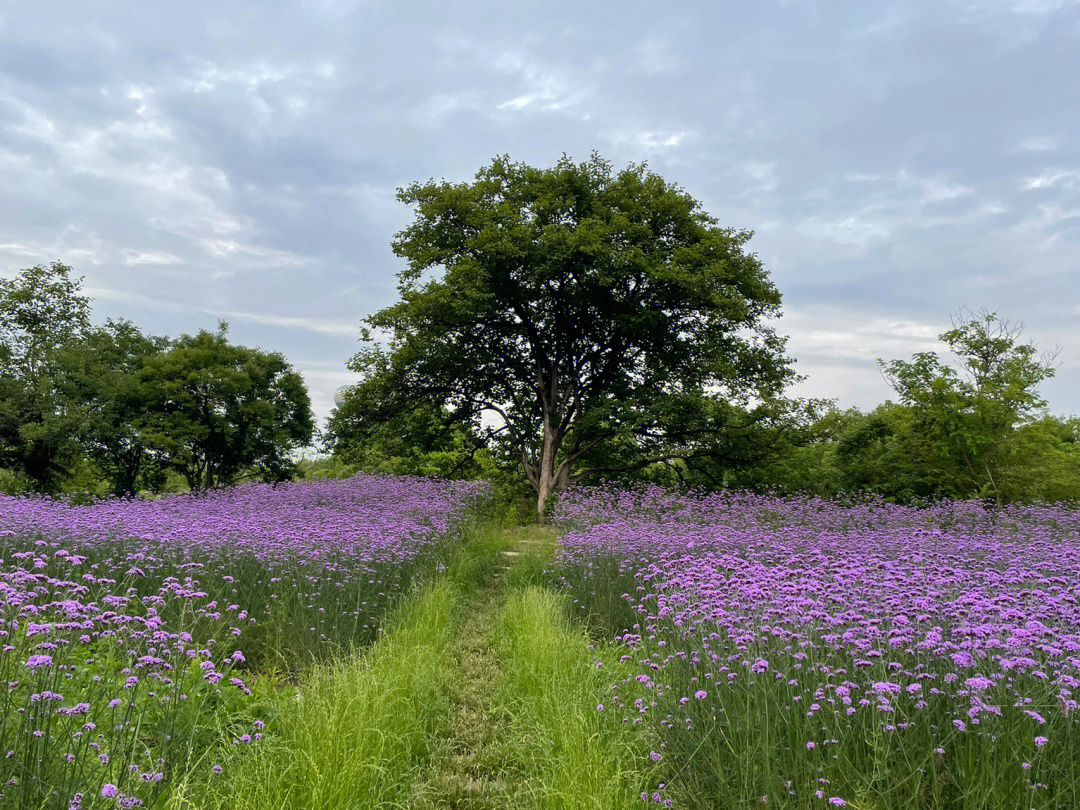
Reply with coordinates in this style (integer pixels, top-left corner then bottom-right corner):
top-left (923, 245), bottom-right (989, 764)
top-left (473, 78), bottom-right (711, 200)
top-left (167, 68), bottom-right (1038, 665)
top-left (172, 579), bottom-right (464, 810)
top-left (439, 518), bottom-right (519, 594)
top-left (491, 586), bottom-right (653, 809)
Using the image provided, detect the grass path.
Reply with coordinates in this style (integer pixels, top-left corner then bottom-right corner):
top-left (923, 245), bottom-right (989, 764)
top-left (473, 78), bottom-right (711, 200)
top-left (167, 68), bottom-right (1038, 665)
top-left (408, 579), bottom-right (518, 808)
top-left (183, 523), bottom-right (652, 810)
top-left (412, 525), bottom-right (650, 809)
top-left (409, 525), bottom-right (556, 808)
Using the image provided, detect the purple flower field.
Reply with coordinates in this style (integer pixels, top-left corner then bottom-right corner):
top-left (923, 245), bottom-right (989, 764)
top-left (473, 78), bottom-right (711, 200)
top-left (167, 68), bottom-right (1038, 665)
top-left (551, 486), bottom-right (1080, 808)
top-left (0, 475), bottom-right (485, 809)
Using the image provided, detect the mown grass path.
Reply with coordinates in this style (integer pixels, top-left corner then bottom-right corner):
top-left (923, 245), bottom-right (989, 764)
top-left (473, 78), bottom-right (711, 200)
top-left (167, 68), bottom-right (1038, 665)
top-left (184, 523), bottom-right (651, 810)
top-left (410, 525), bottom-right (649, 810)
top-left (409, 526), bottom-right (553, 808)
top-left (408, 578), bottom-right (517, 808)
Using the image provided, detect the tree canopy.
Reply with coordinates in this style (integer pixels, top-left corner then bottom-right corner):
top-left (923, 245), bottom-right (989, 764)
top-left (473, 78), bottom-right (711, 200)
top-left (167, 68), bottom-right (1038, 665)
top-left (58, 320), bottom-right (170, 496)
top-left (0, 263), bottom-right (90, 491)
top-left (881, 310), bottom-right (1057, 504)
top-left (732, 310), bottom-right (1076, 505)
top-left (327, 154), bottom-right (798, 519)
top-left (141, 326), bottom-right (315, 491)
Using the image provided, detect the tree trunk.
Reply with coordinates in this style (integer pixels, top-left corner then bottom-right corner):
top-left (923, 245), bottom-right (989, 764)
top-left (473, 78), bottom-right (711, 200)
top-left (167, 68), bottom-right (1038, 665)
top-left (984, 461), bottom-right (1002, 508)
top-left (535, 420), bottom-right (557, 524)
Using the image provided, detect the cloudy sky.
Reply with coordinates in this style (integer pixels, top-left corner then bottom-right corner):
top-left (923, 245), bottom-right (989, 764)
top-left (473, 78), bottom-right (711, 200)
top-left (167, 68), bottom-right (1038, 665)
top-left (2, 1), bottom-right (1078, 423)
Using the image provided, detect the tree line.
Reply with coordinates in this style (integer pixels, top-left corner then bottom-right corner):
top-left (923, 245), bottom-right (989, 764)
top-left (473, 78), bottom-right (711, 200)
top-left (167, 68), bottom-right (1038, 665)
top-left (0, 263), bottom-right (314, 496)
top-left (731, 311), bottom-right (1079, 505)
top-left (3, 155), bottom-right (1077, 509)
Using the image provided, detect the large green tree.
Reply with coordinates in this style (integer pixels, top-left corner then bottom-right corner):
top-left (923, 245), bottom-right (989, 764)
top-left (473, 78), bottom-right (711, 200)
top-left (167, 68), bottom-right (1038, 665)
top-left (881, 309), bottom-right (1057, 505)
top-left (331, 155), bottom-right (796, 520)
top-left (0, 262), bottom-right (91, 491)
top-left (141, 326), bottom-right (315, 491)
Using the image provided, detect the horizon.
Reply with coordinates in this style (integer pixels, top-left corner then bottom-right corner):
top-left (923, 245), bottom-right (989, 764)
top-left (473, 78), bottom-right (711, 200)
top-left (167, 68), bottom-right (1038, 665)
top-left (2, 1), bottom-right (1078, 423)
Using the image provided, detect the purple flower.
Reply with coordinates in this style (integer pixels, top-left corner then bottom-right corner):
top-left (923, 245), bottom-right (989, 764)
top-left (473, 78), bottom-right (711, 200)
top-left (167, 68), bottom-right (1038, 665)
top-left (964, 676), bottom-right (995, 691)
top-left (101, 784), bottom-right (118, 798)
top-left (25, 654), bottom-right (53, 670)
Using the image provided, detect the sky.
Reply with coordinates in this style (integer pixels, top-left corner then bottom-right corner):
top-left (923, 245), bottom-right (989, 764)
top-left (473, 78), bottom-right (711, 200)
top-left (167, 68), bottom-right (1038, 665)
top-left (1, 1), bottom-right (1078, 424)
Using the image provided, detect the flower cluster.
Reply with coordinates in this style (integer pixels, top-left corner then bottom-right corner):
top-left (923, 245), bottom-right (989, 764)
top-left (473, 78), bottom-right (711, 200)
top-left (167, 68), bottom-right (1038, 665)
top-left (551, 485), bottom-right (1080, 807)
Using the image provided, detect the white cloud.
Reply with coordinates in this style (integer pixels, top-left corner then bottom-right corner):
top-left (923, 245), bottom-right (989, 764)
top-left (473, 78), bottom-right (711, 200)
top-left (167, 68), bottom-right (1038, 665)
top-left (1017, 136), bottom-right (1062, 152)
top-left (87, 286), bottom-right (360, 338)
top-left (1, 83), bottom-right (308, 270)
top-left (605, 127), bottom-right (693, 156)
top-left (122, 250), bottom-right (184, 265)
top-left (782, 309), bottom-right (942, 363)
top-left (1024, 169), bottom-right (1080, 190)
top-left (1008, 0), bottom-right (1071, 14)
top-left (633, 38), bottom-right (683, 75)
top-left (1, 95), bottom-right (56, 140)
top-left (492, 69), bottom-right (587, 113)
top-left (435, 36), bottom-right (590, 117)
top-left (217, 309), bottom-right (357, 337)
top-left (777, 309), bottom-right (946, 406)
top-left (743, 160), bottom-right (779, 192)
top-left (798, 213), bottom-right (894, 246)
top-left (413, 91), bottom-right (482, 125)
top-left (798, 170), bottom-right (985, 247)
top-left (0, 227), bottom-right (110, 266)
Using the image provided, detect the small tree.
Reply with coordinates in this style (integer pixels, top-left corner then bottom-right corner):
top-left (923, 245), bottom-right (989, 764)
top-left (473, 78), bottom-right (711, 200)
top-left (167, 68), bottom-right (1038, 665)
top-left (333, 155), bottom-right (795, 520)
top-left (328, 381), bottom-right (485, 479)
top-left (0, 263), bottom-right (91, 491)
top-left (880, 309), bottom-right (1057, 505)
top-left (995, 416), bottom-right (1080, 503)
top-left (141, 326), bottom-right (314, 491)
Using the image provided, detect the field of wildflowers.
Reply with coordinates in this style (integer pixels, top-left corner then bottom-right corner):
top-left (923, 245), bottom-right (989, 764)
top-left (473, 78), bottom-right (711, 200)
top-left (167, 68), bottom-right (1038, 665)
top-left (550, 487), bottom-right (1080, 809)
top-left (5, 472), bottom-right (1079, 810)
top-left (0, 475), bottom-right (485, 810)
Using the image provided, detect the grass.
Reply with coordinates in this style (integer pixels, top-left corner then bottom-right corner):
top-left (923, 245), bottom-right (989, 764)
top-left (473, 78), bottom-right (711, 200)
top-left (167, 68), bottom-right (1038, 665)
top-left (171, 579), bottom-right (464, 810)
top-left (491, 585), bottom-right (653, 809)
top-left (408, 580), bottom-right (516, 809)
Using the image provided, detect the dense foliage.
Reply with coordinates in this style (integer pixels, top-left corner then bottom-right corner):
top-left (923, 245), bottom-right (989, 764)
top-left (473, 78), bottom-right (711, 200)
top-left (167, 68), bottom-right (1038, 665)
top-left (881, 311), bottom-right (1058, 505)
top-left (549, 484), bottom-right (1080, 808)
top-left (732, 313), bottom-right (1078, 504)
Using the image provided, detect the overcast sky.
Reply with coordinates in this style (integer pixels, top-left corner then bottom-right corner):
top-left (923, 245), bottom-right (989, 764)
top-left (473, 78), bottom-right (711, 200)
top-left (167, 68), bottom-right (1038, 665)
top-left (2, 1), bottom-right (1078, 423)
